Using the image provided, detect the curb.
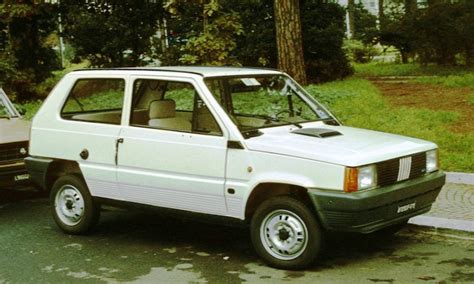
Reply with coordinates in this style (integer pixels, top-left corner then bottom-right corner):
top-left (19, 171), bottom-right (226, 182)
top-left (445, 172), bottom-right (474, 185)
top-left (409, 215), bottom-right (474, 232)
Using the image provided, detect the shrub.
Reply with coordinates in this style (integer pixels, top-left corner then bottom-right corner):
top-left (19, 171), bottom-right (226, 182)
top-left (343, 39), bottom-right (379, 63)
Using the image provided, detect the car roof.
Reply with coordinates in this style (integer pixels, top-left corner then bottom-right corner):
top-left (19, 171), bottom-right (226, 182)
top-left (72, 66), bottom-right (283, 78)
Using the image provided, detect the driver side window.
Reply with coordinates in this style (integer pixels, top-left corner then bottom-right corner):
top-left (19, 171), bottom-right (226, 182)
top-left (130, 79), bottom-right (222, 136)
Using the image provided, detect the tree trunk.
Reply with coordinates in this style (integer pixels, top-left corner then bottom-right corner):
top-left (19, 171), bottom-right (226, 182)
top-left (465, 46), bottom-right (473, 67)
top-left (404, 0), bottom-right (417, 16)
top-left (348, 0), bottom-right (356, 39)
top-left (401, 52), bottom-right (409, 64)
top-left (378, 0), bottom-right (384, 29)
top-left (274, 0), bottom-right (307, 85)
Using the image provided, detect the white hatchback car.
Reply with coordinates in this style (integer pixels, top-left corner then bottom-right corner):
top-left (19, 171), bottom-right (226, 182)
top-left (26, 67), bottom-right (445, 269)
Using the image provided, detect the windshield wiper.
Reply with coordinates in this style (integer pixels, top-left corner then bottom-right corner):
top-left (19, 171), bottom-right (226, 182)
top-left (265, 116), bottom-right (303, 129)
top-left (0, 115), bottom-right (11, 120)
top-left (242, 129), bottom-right (263, 139)
top-left (322, 118), bottom-right (340, 126)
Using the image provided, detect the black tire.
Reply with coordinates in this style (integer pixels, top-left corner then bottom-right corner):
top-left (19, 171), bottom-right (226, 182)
top-left (250, 196), bottom-right (323, 270)
top-left (50, 175), bottom-right (100, 234)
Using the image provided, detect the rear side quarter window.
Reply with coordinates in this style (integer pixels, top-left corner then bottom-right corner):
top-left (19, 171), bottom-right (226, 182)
top-left (61, 78), bottom-right (125, 125)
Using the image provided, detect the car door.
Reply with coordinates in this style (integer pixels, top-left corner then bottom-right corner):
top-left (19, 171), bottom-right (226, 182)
top-left (50, 77), bottom-right (126, 198)
top-left (116, 76), bottom-right (229, 216)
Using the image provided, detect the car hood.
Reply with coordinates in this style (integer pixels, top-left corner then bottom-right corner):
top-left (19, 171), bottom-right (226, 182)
top-left (244, 123), bottom-right (436, 166)
top-left (0, 118), bottom-right (31, 144)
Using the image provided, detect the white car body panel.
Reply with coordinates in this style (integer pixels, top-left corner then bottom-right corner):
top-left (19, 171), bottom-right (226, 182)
top-left (245, 122), bottom-right (437, 167)
top-left (116, 126), bottom-right (228, 215)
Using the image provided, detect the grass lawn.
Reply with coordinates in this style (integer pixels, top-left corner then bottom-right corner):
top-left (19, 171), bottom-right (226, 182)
top-left (354, 62), bottom-right (474, 77)
top-left (308, 78), bottom-right (473, 172)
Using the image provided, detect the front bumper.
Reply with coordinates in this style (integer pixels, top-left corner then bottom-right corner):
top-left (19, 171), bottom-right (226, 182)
top-left (309, 171), bottom-right (446, 233)
top-left (0, 161), bottom-right (30, 187)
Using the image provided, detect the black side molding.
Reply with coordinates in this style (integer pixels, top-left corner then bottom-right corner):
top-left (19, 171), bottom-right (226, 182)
top-left (227, 141), bottom-right (244, 149)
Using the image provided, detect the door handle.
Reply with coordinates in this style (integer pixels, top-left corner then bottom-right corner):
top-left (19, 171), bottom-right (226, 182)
top-left (115, 138), bottom-right (124, 165)
top-left (80, 149), bottom-right (89, 160)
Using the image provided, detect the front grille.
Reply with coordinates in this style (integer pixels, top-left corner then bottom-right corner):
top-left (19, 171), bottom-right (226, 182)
top-left (0, 141), bottom-right (29, 164)
top-left (376, 152), bottom-right (426, 187)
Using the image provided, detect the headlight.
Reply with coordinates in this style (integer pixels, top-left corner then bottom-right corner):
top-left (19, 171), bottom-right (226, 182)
top-left (358, 165), bottom-right (377, 190)
top-left (344, 165), bottom-right (377, 192)
top-left (426, 149), bottom-right (439, 173)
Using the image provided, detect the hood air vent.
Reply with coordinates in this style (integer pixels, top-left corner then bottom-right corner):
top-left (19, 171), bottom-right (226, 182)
top-left (291, 128), bottom-right (342, 138)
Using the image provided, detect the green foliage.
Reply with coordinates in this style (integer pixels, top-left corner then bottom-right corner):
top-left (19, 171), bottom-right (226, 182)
top-left (300, 1), bottom-right (353, 82)
top-left (469, 93), bottom-right (474, 106)
top-left (412, 2), bottom-right (473, 66)
top-left (354, 62), bottom-right (474, 77)
top-left (378, 6), bottom-right (414, 63)
top-left (0, 2), bottom-right (59, 100)
top-left (307, 79), bottom-right (474, 172)
top-left (179, 12), bottom-right (243, 65)
top-left (14, 100), bottom-right (42, 120)
top-left (62, 0), bottom-right (164, 67)
top-left (414, 74), bottom-right (474, 88)
top-left (343, 39), bottom-right (379, 63)
top-left (62, 90), bottom-right (123, 113)
top-left (380, 2), bottom-right (474, 66)
top-left (224, 0), bottom-right (353, 82)
top-left (226, 0), bottom-right (276, 68)
top-left (352, 3), bottom-right (378, 45)
top-left (165, 0), bottom-right (243, 66)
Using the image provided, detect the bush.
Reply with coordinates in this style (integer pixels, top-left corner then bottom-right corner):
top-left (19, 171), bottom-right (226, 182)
top-left (343, 40), bottom-right (379, 63)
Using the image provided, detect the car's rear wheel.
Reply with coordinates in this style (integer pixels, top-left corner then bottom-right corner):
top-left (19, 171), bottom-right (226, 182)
top-left (50, 175), bottom-right (100, 234)
top-left (250, 196), bottom-right (322, 270)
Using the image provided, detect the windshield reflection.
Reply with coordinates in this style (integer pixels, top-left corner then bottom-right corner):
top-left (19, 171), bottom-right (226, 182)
top-left (205, 75), bottom-right (332, 134)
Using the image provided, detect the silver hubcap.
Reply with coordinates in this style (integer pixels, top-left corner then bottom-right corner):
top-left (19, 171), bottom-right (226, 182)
top-left (55, 185), bottom-right (85, 226)
top-left (260, 209), bottom-right (308, 260)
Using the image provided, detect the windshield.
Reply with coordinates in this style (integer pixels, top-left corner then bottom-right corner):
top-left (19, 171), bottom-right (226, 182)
top-left (0, 88), bottom-right (19, 119)
top-left (205, 75), bottom-right (332, 134)
top-left (0, 100), bottom-right (9, 117)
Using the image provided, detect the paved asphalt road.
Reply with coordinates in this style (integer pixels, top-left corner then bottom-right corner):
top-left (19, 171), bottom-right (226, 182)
top-left (0, 188), bottom-right (473, 283)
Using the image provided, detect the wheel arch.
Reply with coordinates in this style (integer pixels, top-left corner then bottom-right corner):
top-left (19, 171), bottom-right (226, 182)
top-left (45, 159), bottom-right (82, 191)
top-left (244, 182), bottom-right (316, 222)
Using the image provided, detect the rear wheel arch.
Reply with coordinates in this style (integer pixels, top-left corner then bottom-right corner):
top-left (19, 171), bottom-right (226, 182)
top-left (45, 160), bottom-right (83, 191)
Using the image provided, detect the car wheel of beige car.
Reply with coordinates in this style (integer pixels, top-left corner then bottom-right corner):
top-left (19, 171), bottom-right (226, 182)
top-left (51, 175), bottom-right (100, 234)
top-left (251, 196), bottom-right (322, 270)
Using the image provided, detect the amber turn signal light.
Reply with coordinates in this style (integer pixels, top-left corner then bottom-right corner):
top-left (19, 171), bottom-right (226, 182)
top-left (344, 167), bottom-right (359, 193)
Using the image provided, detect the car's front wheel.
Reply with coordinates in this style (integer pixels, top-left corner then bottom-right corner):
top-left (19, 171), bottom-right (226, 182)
top-left (50, 175), bottom-right (100, 234)
top-left (250, 196), bottom-right (322, 270)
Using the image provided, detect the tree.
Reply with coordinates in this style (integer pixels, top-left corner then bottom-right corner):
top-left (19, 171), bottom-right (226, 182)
top-left (62, 0), bottom-right (164, 67)
top-left (413, 2), bottom-right (473, 66)
top-left (353, 3), bottom-right (378, 44)
top-left (165, 0), bottom-right (243, 65)
top-left (0, 1), bottom-right (59, 99)
top-left (381, 0), bottom-right (473, 66)
top-left (228, 0), bottom-right (276, 67)
top-left (274, 0), bottom-right (307, 85)
top-left (165, 0), bottom-right (243, 66)
top-left (301, 0), bottom-right (353, 82)
top-left (348, 0), bottom-right (355, 38)
top-left (378, 0), bottom-right (385, 29)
